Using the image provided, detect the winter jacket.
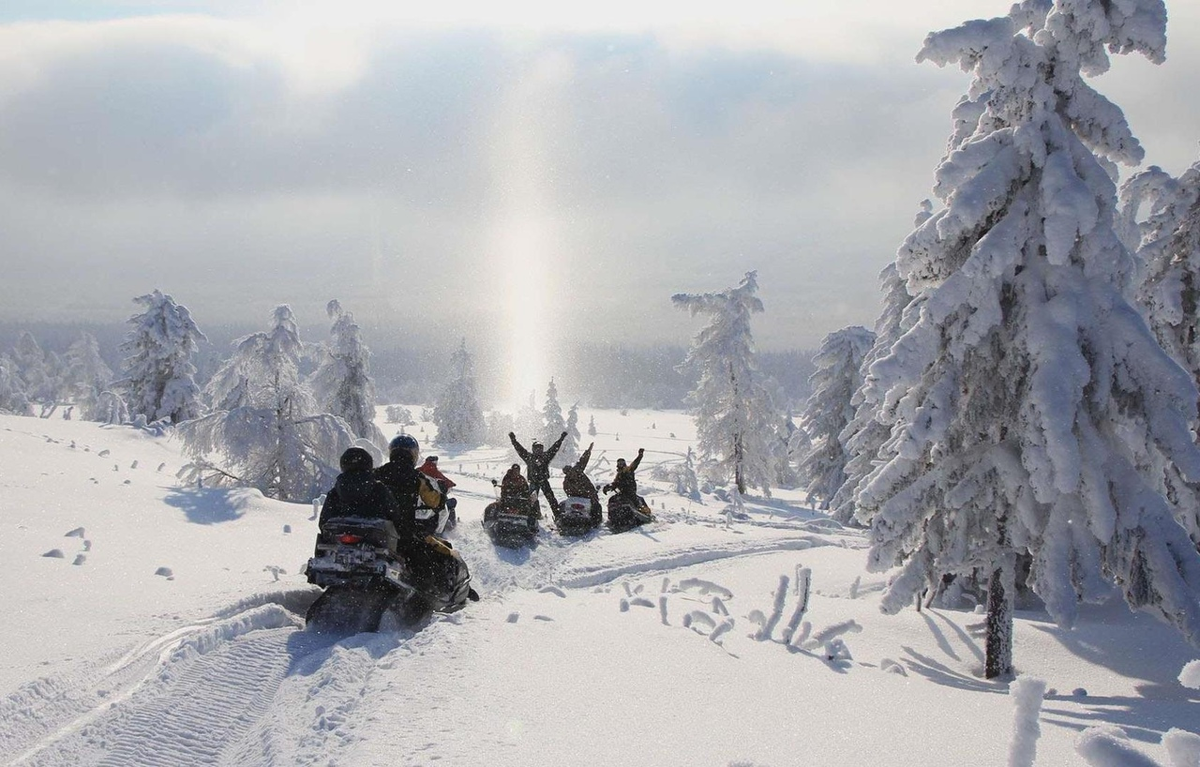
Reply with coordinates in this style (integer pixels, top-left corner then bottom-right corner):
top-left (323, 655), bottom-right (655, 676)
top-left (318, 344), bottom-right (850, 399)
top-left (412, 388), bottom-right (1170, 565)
top-left (376, 453), bottom-right (445, 538)
top-left (419, 458), bottom-right (456, 492)
top-left (319, 469), bottom-right (403, 529)
top-left (562, 442), bottom-right (599, 505)
top-left (501, 466), bottom-right (530, 500)
top-left (604, 449), bottom-right (644, 500)
top-left (510, 431), bottom-right (567, 486)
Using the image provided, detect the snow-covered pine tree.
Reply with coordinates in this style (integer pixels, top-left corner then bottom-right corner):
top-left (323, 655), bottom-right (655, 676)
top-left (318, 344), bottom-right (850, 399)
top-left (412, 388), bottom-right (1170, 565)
top-left (1116, 165), bottom-right (1177, 254)
top-left (65, 332), bottom-right (114, 422)
top-left (673, 271), bottom-right (779, 495)
top-left (587, 414), bottom-right (597, 437)
top-left (515, 391), bottom-right (543, 444)
top-left (1124, 160), bottom-right (1200, 543)
top-left (433, 339), bottom-right (486, 448)
top-left (1131, 161), bottom-right (1200, 382)
top-left (797, 326), bottom-right (876, 510)
top-left (118, 290), bottom-right (207, 425)
top-left (562, 403), bottom-right (582, 464)
top-left (858, 0), bottom-right (1200, 678)
top-left (179, 305), bottom-right (354, 501)
top-left (0, 353), bottom-right (33, 416)
top-left (311, 300), bottom-right (383, 443)
top-left (485, 410), bottom-right (515, 447)
top-left (13, 331), bottom-right (57, 415)
top-left (830, 264), bottom-right (916, 524)
top-left (542, 379), bottom-right (566, 447)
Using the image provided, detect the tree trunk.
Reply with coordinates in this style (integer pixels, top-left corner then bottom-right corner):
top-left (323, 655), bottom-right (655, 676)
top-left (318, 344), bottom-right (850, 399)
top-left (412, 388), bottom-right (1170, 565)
top-left (985, 553), bottom-right (1015, 679)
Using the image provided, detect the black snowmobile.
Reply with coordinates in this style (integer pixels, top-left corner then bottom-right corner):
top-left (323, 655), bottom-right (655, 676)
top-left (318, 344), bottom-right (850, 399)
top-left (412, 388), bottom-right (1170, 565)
top-left (556, 496), bottom-right (603, 536)
top-left (606, 494), bottom-right (654, 533)
top-left (305, 517), bottom-right (473, 634)
top-left (482, 484), bottom-right (540, 547)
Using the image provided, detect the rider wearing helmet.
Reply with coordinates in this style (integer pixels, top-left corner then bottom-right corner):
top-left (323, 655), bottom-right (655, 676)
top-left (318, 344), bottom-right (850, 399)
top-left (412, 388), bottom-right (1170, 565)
top-left (376, 435), bottom-right (445, 537)
top-left (376, 435), bottom-right (477, 604)
top-left (509, 430), bottom-right (568, 517)
top-left (318, 447), bottom-right (402, 528)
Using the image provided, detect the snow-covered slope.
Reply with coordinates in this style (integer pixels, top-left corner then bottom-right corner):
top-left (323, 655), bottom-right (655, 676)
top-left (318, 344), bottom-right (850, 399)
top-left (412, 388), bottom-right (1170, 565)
top-left (0, 410), bottom-right (1196, 766)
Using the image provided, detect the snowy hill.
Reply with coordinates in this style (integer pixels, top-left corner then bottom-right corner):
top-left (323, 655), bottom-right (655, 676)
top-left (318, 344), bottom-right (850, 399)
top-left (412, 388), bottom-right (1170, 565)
top-left (0, 410), bottom-right (1197, 766)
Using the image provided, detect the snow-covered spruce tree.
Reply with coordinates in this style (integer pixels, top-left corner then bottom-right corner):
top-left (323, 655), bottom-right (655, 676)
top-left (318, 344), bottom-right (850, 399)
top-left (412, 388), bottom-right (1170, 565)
top-left (562, 403), bottom-right (582, 464)
top-left (830, 264), bottom-right (916, 525)
top-left (587, 414), bottom-right (597, 437)
top-left (311, 300), bottom-right (383, 443)
top-left (858, 0), bottom-right (1200, 679)
top-left (798, 326), bottom-right (876, 510)
top-left (1125, 160), bottom-right (1200, 544)
top-left (1116, 164), bottom-right (1177, 254)
top-left (515, 391), bottom-right (543, 443)
top-left (13, 331), bottom-right (60, 415)
top-left (118, 290), bottom-right (206, 425)
top-left (1132, 161), bottom-right (1200, 379)
top-left (0, 353), bottom-right (33, 416)
top-left (542, 379), bottom-right (566, 447)
top-left (179, 305), bottom-right (354, 501)
top-left (673, 271), bottom-right (779, 495)
top-left (432, 339), bottom-right (486, 448)
top-left (65, 332), bottom-right (114, 422)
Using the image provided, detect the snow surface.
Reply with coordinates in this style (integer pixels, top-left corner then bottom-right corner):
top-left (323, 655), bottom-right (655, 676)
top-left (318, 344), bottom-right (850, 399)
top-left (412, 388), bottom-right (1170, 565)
top-left (0, 408), bottom-right (1197, 766)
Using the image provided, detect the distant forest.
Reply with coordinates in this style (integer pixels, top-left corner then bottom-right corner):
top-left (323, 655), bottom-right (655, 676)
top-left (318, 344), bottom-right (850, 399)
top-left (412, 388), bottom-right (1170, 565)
top-left (0, 321), bottom-right (816, 413)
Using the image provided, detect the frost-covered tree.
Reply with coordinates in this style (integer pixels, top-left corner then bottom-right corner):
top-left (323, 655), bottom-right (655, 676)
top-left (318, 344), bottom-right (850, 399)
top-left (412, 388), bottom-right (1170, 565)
top-left (798, 326), bottom-right (876, 510)
top-left (830, 264), bottom-right (916, 524)
top-left (542, 379), bottom-right (566, 445)
top-left (587, 415), bottom-right (597, 437)
top-left (433, 339), bottom-right (485, 448)
top-left (485, 410), bottom-right (515, 447)
top-left (12, 331), bottom-right (59, 414)
top-left (858, 0), bottom-right (1200, 679)
top-left (385, 405), bottom-right (413, 425)
top-left (562, 403), bottom-right (582, 464)
top-left (1116, 164), bottom-right (1177, 254)
top-left (673, 271), bottom-right (779, 494)
top-left (311, 300), bottom-right (383, 443)
top-left (1129, 161), bottom-right (1200, 415)
top-left (94, 390), bottom-right (130, 425)
top-left (65, 332), bottom-right (114, 422)
top-left (515, 391), bottom-right (543, 443)
top-left (118, 290), bottom-right (206, 425)
top-left (179, 305), bottom-right (353, 501)
top-left (0, 353), bottom-right (33, 415)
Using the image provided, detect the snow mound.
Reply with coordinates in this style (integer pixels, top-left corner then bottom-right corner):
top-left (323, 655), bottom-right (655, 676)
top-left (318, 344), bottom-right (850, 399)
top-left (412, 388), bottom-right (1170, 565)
top-left (42, 549), bottom-right (64, 559)
top-left (1179, 660), bottom-right (1200, 690)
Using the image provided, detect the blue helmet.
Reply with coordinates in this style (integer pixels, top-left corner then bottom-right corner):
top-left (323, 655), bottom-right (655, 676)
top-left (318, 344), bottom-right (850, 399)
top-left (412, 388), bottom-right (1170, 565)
top-left (389, 434), bottom-right (419, 463)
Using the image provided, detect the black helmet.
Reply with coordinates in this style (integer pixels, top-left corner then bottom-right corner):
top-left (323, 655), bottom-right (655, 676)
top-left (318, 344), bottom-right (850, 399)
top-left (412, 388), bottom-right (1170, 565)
top-left (340, 446), bottom-right (374, 473)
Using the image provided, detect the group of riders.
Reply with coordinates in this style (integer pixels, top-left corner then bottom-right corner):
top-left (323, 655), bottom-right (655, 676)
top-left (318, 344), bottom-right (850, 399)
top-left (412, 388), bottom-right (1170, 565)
top-left (312, 432), bottom-right (651, 619)
top-left (501, 431), bottom-right (650, 531)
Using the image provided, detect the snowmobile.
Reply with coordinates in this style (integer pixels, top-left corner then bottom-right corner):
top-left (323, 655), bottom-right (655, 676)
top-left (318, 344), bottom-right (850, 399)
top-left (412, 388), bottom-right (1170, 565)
top-left (556, 496), bottom-right (602, 536)
top-left (305, 517), bottom-right (473, 634)
top-left (606, 494), bottom-right (654, 533)
top-left (482, 484), bottom-right (540, 547)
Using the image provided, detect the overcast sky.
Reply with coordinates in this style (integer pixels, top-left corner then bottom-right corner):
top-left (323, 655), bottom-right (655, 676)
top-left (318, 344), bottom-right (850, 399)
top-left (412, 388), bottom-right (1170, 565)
top-left (1, 0), bottom-right (1197, 369)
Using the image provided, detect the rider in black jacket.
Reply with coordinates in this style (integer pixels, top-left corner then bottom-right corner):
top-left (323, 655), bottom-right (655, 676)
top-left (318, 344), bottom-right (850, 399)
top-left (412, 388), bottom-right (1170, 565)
top-left (510, 430), bottom-right (568, 517)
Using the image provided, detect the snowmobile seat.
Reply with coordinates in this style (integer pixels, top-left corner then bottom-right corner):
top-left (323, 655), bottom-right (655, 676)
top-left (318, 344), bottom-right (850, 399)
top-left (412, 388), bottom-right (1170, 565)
top-left (319, 517), bottom-right (401, 552)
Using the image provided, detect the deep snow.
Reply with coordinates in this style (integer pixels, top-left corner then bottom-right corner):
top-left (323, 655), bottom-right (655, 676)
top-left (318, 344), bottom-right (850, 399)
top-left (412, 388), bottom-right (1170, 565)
top-left (0, 408), bottom-right (1196, 766)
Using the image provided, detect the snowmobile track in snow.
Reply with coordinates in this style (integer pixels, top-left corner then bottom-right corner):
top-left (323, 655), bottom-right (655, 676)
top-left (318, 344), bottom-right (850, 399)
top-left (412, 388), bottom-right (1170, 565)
top-left (3, 603), bottom-right (320, 767)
